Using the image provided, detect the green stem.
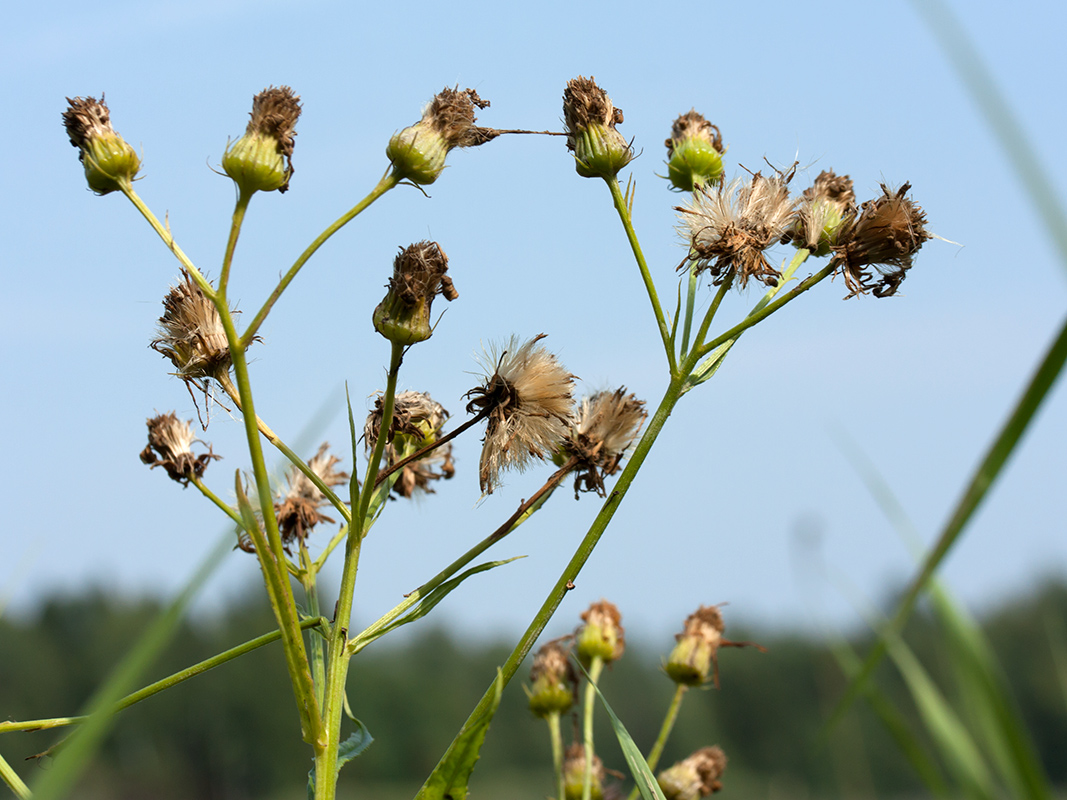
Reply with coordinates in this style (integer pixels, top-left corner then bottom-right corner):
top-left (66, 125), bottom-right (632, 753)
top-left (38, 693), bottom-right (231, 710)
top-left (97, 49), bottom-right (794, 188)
top-left (625, 684), bottom-right (687, 800)
top-left (581, 656), bottom-right (605, 800)
top-left (690, 274), bottom-right (733, 359)
top-left (218, 375), bottom-right (351, 524)
top-left (315, 341), bottom-right (404, 800)
top-left (0, 750), bottom-right (31, 800)
top-left (548, 711), bottom-right (565, 800)
top-left (241, 172), bottom-right (398, 347)
top-left (678, 259), bottom-right (701, 359)
top-left (0, 619), bottom-right (325, 737)
top-left (219, 188), bottom-right (252, 294)
top-left (190, 475), bottom-right (244, 529)
top-left (300, 544), bottom-right (328, 711)
top-left (120, 186), bottom-right (212, 296)
top-left (604, 178), bottom-right (676, 373)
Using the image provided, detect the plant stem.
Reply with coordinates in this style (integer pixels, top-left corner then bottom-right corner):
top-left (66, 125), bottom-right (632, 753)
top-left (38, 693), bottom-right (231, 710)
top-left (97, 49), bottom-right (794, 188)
top-left (625, 684), bottom-right (687, 800)
top-left (581, 656), bottom-right (605, 800)
top-left (605, 178), bottom-right (676, 373)
top-left (0, 750), bottom-right (31, 799)
top-left (300, 543), bottom-right (328, 711)
top-left (314, 341), bottom-right (404, 800)
top-left (121, 186), bottom-right (212, 295)
top-left (372, 407), bottom-right (490, 489)
top-left (242, 171), bottom-right (398, 347)
top-left (546, 711), bottom-right (564, 800)
top-left (219, 188), bottom-right (252, 295)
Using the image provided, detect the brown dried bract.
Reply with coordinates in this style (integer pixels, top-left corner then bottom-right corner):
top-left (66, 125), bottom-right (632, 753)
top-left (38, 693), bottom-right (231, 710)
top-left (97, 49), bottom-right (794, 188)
top-left (139, 412), bottom-right (220, 487)
top-left (666, 109), bottom-right (723, 156)
top-left (563, 389), bottom-right (647, 498)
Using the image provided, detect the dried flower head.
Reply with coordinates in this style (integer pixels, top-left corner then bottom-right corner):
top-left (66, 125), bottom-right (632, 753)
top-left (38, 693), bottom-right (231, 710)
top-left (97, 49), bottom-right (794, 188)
top-left (150, 271), bottom-right (234, 393)
top-left (387, 87), bottom-right (497, 185)
top-left (831, 182), bottom-right (932, 298)
top-left (373, 241), bottom-right (457, 345)
top-left (527, 638), bottom-right (579, 718)
top-left (222, 86), bottom-right (302, 194)
top-left (563, 76), bottom-right (633, 179)
top-left (665, 110), bottom-right (725, 192)
top-left (576, 600), bottom-right (625, 665)
top-left (563, 742), bottom-right (607, 800)
top-left (786, 169), bottom-right (856, 257)
top-left (665, 605), bottom-right (765, 688)
top-left (139, 412), bottom-right (220, 487)
top-left (62, 95), bottom-right (141, 195)
top-left (677, 169), bottom-right (798, 288)
top-left (465, 334), bottom-right (576, 495)
top-left (560, 389), bottom-right (647, 498)
top-left (261, 444), bottom-right (348, 552)
top-left (364, 391), bottom-right (454, 499)
top-left (657, 747), bottom-right (728, 800)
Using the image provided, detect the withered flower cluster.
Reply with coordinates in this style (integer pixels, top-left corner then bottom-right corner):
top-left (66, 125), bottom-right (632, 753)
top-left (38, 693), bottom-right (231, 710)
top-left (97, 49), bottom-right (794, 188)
top-left (658, 747), bottom-right (728, 800)
top-left (238, 443), bottom-right (348, 553)
top-left (527, 638), bottom-right (579, 718)
top-left (562, 76), bottom-right (633, 179)
top-left (62, 94), bottom-right (141, 195)
top-left (222, 85), bottom-right (302, 194)
top-left (560, 389), bottom-right (647, 498)
top-left (466, 334), bottom-right (576, 495)
top-left (373, 241), bottom-right (457, 345)
top-left (576, 599), bottom-right (625, 666)
top-left (139, 412), bottom-right (220, 487)
top-left (665, 605), bottom-right (765, 689)
top-left (365, 391), bottom-right (455, 498)
top-left (150, 270), bottom-right (234, 390)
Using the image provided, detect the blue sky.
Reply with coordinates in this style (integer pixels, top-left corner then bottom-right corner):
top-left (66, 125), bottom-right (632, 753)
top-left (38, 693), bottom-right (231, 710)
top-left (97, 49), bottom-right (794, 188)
top-left (3, 0), bottom-right (1065, 643)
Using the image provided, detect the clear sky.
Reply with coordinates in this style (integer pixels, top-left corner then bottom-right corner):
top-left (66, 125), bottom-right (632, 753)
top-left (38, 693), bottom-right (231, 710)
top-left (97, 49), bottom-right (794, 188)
top-left (3, 0), bottom-right (1065, 644)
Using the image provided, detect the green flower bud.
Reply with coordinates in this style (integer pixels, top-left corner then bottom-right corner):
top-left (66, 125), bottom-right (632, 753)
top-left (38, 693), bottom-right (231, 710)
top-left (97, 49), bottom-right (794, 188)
top-left (527, 640), bottom-right (578, 717)
top-left (563, 743), bottom-right (605, 800)
top-left (576, 600), bottom-right (625, 666)
top-left (665, 110), bottom-right (725, 192)
top-left (563, 76), bottom-right (634, 179)
top-left (62, 95), bottom-right (141, 195)
top-left (223, 86), bottom-right (301, 194)
top-left (372, 241), bottom-right (457, 345)
top-left (657, 747), bottom-right (728, 800)
top-left (387, 87), bottom-right (497, 185)
top-left (665, 606), bottom-right (724, 686)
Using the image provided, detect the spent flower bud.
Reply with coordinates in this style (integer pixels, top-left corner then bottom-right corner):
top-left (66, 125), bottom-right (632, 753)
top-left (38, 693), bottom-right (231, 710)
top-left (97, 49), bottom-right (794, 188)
top-left (387, 87), bottom-right (496, 185)
top-left (527, 639), bottom-right (579, 718)
top-left (576, 600), bottom-right (625, 666)
top-left (365, 391), bottom-right (454, 498)
top-left (831, 182), bottom-right (932, 298)
top-left (139, 412), bottom-right (220, 487)
top-left (657, 747), bottom-right (728, 800)
top-left (62, 95), bottom-right (141, 195)
top-left (465, 334), bottom-right (575, 495)
top-left (563, 76), bottom-right (634, 179)
top-left (563, 742), bottom-right (606, 800)
top-left (559, 389), bottom-right (647, 498)
top-left (786, 169), bottom-right (856, 257)
top-left (665, 110), bottom-right (725, 192)
top-left (678, 168), bottom-right (798, 288)
top-left (373, 241), bottom-right (457, 345)
top-left (150, 271), bottom-right (235, 391)
top-left (666, 605), bottom-right (765, 688)
top-left (222, 86), bottom-right (302, 194)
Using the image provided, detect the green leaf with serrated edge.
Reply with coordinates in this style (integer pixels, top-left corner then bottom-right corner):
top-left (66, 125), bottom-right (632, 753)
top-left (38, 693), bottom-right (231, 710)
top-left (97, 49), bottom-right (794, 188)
top-left (577, 661), bottom-right (667, 800)
top-left (414, 668), bottom-right (503, 800)
top-left (307, 720), bottom-right (374, 797)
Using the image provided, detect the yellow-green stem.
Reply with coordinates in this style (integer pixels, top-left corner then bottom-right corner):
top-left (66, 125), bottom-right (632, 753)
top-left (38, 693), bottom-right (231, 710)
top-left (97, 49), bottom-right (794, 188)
top-left (121, 186), bottom-right (212, 296)
top-left (582, 656), bottom-right (605, 800)
top-left (242, 171), bottom-right (398, 347)
top-left (625, 684), bottom-right (687, 800)
top-left (300, 543), bottom-right (327, 711)
top-left (0, 750), bottom-right (31, 799)
top-left (604, 178), bottom-right (676, 373)
top-left (548, 711), bottom-right (565, 800)
top-left (314, 341), bottom-right (404, 800)
top-left (219, 188), bottom-right (252, 294)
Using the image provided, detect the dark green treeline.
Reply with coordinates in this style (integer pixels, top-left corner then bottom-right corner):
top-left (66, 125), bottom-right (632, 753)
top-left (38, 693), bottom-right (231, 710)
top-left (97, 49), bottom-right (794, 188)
top-left (2, 582), bottom-right (1066, 799)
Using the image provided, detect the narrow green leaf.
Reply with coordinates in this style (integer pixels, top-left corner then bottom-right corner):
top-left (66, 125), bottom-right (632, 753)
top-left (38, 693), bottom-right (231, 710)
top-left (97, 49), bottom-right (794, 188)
top-left (681, 340), bottom-right (733, 394)
top-left (414, 668), bottom-right (504, 800)
top-left (578, 662), bottom-right (667, 800)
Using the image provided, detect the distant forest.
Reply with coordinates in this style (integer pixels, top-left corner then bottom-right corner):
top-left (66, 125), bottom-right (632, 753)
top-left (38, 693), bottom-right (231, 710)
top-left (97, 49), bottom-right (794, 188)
top-left (2, 581), bottom-right (1066, 800)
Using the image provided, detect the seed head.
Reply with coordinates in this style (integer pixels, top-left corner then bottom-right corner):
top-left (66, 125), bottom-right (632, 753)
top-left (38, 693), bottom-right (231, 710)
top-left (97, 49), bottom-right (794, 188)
top-left (563, 742), bottom-right (606, 800)
top-left (386, 87), bottom-right (496, 185)
top-left (666, 605), bottom-right (765, 688)
top-left (560, 389), bottom-right (647, 498)
top-left (62, 95), bottom-right (141, 195)
top-left (465, 334), bottom-right (576, 495)
top-left (260, 444), bottom-right (348, 552)
top-left (222, 86), bottom-right (302, 194)
top-left (139, 412), bottom-right (220, 487)
top-left (562, 76), bottom-right (634, 179)
top-left (831, 182), bottom-right (932, 298)
top-left (678, 169), bottom-right (798, 288)
top-left (576, 600), bottom-right (625, 666)
top-left (527, 638), bottom-right (578, 718)
top-left (150, 271), bottom-right (233, 391)
top-left (665, 110), bottom-right (725, 192)
top-left (786, 169), bottom-right (856, 257)
top-left (657, 747), bottom-right (728, 800)
top-left (373, 241), bottom-right (457, 345)
top-left (365, 391), bottom-right (454, 499)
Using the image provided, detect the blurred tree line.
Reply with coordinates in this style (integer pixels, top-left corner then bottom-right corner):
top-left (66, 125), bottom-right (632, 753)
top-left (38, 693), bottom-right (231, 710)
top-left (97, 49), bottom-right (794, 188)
top-left (2, 580), bottom-right (1066, 800)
